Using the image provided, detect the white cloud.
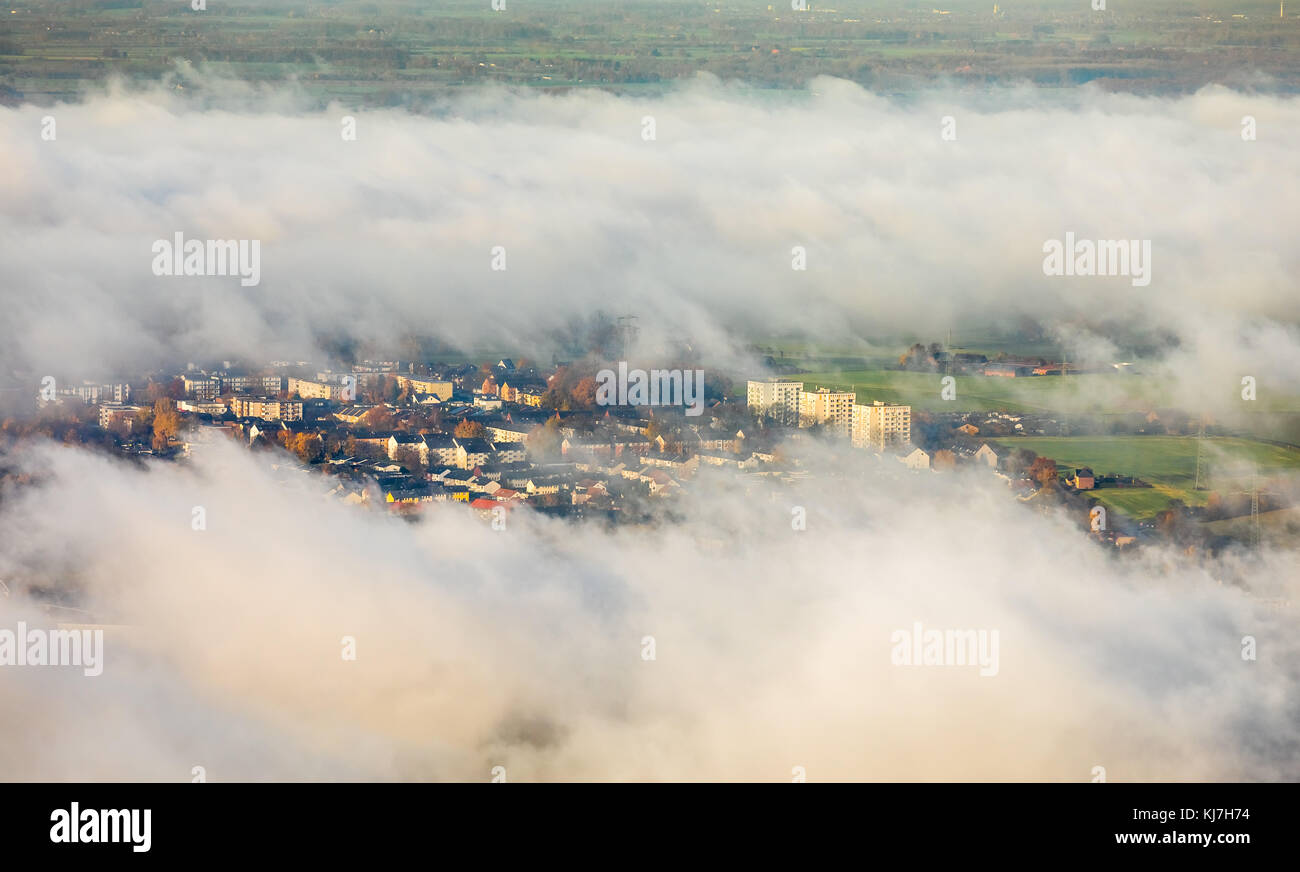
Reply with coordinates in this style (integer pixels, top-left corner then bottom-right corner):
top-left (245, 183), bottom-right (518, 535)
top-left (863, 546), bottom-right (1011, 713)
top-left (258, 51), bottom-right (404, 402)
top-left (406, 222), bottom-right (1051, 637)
top-left (0, 439), bottom-right (1294, 781)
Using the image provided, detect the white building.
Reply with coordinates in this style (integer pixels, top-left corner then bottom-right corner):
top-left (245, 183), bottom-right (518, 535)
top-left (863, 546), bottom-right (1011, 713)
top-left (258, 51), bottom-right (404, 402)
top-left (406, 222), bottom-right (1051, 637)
top-left (799, 388), bottom-right (855, 438)
top-left (747, 378), bottom-right (803, 424)
top-left (183, 376), bottom-right (220, 400)
top-left (230, 398), bottom-right (302, 421)
top-left (178, 399), bottom-right (228, 416)
top-left (901, 447), bottom-right (931, 470)
top-left (974, 443), bottom-right (1002, 469)
top-left (852, 401), bottom-right (912, 451)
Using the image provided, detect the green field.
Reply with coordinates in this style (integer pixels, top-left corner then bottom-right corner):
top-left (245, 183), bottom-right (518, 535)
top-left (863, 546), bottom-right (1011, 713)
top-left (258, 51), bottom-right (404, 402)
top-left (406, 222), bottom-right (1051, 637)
top-left (795, 369), bottom-right (1175, 414)
top-left (5, 0), bottom-right (1300, 104)
top-left (991, 435), bottom-right (1300, 518)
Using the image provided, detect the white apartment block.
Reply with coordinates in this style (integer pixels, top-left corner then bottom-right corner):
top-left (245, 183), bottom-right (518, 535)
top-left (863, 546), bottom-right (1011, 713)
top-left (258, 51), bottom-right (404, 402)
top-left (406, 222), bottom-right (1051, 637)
top-left (851, 400), bottom-right (912, 451)
top-left (230, 398), bottom-right (303, 421)
top-left (288, 377), bottom-right (349, 401)
top-left (747, 379), bottom-right (803, 424)
top-left (99, 403), bottom-right (144, 430)
top-left (799, 388), bottom-right (855, 437)
top-left (183, 376), bottom-right (221, 400)
top-left (62, 382), bottom-right (132, 404)
top-left (492, 443), bottom-right (527, 464)
top-left (178, 399), bottom-right (228, 416)
top-left (393, 376), bottom-right (454, 402)
top-left (220, 374), bottom-right (285, 394)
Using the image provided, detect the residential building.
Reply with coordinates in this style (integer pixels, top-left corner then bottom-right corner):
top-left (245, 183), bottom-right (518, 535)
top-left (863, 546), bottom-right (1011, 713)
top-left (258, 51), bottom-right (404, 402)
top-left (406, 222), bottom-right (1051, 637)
top-left (423, 434), bottom-right (457, 467)
top-left (388, 433), bottom-right (429, 466)
top-left (99, 403), bottom-right (144, 430)
top-left (492, 443), bottom-right (527, 464)
top-left (974, 443), bottom-right (1002, 469)
top-left (485, 419), bottom-right (534, 443)
top-left (901, 447), bottom-right (931, 470)
top-left (183, 376), bottom-right (220, 400)
top-left (454, 437), bottom-right (493, 470)
top-left (500, 378), bottom-right (548, 404)
top-left (288, 377), bottom-right (348, 401)
top-left (747, 378), bottom-right (803, 424)
top-left (229, 398), bottom-right (303, 421)
top-left (178, 399), bottom-right (228, 416)
top-left (393, 376), bottom-right (454, 402)
top-left (851, 401), bottom-right (912, 451)
top-left (799, 388), bottom-right (854, 437)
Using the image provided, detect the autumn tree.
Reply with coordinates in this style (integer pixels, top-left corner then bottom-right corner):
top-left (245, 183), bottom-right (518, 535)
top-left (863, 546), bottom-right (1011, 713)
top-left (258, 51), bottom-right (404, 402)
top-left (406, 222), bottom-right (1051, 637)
top-left (151, 398), bottom-right (180, 452)
top-left (1028, 456), bottom-right (1058, 489)
top-left (454, 419), bottom-right (485, 439)
top-left (571, 376), bottom-right (598, 409)
top-left (364, 406), bottom-right (397, 430)
top-left (290, 433), bottom-right (323, 464)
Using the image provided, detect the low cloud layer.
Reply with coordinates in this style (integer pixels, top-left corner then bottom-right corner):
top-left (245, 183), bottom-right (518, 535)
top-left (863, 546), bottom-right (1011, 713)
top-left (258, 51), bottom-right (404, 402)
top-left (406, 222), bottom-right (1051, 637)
top-left (1, 76), bottom-right (1298, 781)
top-left (0, 440), bottom-right (1295, 781)
top-left (2, 75), bottom-right (1298, 390)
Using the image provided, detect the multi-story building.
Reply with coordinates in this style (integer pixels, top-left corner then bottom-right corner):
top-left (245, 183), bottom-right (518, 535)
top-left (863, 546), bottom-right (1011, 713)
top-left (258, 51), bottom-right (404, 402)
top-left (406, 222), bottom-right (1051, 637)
top-left (486, 420), bottom-right (533, 443)
top-left (798, 388), bottom-right (855, 437)
top-left (99, 403), bottom-right (145, 430)
top-left (288, 377), bottom-right (349, 401)
top-left (104, 382), bottom-right (132, 404)
top-left (423, 434), bottom-right (458, 468)
top-left (393, 376), bottom-right (454, 402)
top-left (230, 398), bottom-right (303, 421)
top-left (178, 399), bottom-right (228, 416)
top-left (747, 379), bottom-right (803, 424)
top-left (453, 437), bottom-right (493, 470)
top-left (220, 374), bottom-right (286, 394)
top-left (388, 433), bottom-right (429, 465)
top-left (183, 376), bottom-right (220, 400)
top-left (493, 443), bottom-right (527, 464)
top-left (851, 400), bottom-right (912, 451)
top-left (61, 384), bottom-right (102, 404)
top-left (500, 378), bottom-right (547, 404)
top-left (65, 382), bottom-right (132, 404)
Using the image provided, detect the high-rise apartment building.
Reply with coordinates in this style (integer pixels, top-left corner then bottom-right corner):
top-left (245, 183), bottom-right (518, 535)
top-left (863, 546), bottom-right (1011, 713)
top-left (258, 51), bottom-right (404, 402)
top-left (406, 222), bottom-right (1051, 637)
top-left (852, 400), bottom-right (912, 450)
top-left (799, 388), bottom-right (855, 437)
top-left (746, 378), bottom-right (803, 424)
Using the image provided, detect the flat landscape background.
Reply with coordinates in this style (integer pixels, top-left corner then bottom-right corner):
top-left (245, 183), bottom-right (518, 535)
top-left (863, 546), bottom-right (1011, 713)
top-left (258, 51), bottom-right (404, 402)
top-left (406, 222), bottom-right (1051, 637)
top-left (4, 0), bottom-right (1299, 105)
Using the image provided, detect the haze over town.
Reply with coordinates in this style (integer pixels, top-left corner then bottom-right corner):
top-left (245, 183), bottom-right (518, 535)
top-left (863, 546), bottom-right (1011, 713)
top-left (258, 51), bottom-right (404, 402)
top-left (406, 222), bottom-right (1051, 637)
top-left (1, 1), bottom-right (1297, 782)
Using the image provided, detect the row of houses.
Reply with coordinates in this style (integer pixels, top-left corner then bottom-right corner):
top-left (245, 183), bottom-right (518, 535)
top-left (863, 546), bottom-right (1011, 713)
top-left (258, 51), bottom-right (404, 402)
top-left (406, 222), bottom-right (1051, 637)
top-left (385, 433), bottom-right (526, 469)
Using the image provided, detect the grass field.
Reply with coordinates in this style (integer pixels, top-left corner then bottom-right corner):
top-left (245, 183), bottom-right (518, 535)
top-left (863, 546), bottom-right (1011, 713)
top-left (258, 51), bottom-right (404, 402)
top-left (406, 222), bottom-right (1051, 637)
top-left (990, 435), bottom-right (1300, 518)
top-left (6, 0), bottom-right (1300, 103)
top-left (794, 369), bottom-right (1176, 414)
